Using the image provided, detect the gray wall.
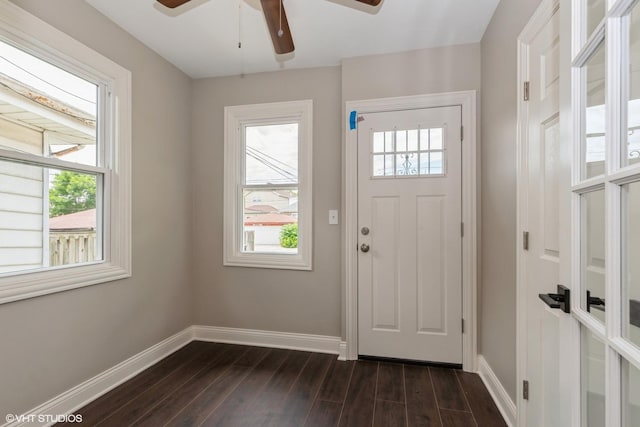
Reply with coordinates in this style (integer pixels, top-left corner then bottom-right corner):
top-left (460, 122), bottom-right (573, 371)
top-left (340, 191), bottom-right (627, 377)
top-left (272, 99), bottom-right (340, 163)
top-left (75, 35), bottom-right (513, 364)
top-left (342, 44), bottom-right (482, 101)
top-left (480, 0), bottom-right (542, 401)
top-left (1, 0), bottom-right (193, 416)
top-left (191, 67), bottom-right (342, 337)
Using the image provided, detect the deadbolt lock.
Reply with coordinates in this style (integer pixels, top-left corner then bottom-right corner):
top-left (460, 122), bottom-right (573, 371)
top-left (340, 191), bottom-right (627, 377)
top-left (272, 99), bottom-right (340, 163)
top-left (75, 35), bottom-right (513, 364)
top-left (361, 227), bottom-right (370, 235)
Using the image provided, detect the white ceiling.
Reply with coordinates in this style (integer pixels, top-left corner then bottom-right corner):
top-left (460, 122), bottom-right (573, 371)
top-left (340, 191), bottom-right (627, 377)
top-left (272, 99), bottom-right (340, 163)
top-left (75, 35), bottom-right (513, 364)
top-left (85, 0), bottom-right (500, 79)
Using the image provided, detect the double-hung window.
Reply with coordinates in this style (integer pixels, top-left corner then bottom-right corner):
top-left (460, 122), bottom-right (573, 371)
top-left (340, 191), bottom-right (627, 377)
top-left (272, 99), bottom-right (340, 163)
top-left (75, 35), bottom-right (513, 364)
top-left (224, 100), bottom-right (313, 270)
top-left (0, 2), bottom-right (131, 304)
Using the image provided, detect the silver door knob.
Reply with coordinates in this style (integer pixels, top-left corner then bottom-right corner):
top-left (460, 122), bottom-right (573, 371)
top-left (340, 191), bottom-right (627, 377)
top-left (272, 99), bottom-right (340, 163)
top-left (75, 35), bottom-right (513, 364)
top-left (360, 243), bottom-right (370, 253)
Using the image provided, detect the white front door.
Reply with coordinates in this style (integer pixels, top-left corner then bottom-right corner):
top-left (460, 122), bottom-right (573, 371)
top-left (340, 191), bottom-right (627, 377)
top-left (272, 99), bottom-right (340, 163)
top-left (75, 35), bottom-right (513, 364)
top-left (520, 5), bottom-right (565, 427)
top-left (357, 106), bottom-right (463, 363)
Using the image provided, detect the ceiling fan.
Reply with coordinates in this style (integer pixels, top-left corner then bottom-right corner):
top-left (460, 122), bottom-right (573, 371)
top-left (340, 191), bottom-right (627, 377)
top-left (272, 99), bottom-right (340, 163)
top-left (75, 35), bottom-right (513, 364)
top-left (157, 0), bottom-right (382, 54)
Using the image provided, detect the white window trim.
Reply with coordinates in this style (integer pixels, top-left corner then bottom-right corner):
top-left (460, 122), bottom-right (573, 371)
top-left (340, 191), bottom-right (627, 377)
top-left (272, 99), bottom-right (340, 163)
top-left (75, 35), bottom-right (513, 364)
top-left (223, 100), bottom-right (313, 270)
top-left (0, 0), bottom-right (132, 304)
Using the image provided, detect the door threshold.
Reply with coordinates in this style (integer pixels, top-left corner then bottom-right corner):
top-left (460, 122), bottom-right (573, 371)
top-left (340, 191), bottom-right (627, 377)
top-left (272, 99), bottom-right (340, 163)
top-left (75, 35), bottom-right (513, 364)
top-left (358, 355), bottom-right (462, 369)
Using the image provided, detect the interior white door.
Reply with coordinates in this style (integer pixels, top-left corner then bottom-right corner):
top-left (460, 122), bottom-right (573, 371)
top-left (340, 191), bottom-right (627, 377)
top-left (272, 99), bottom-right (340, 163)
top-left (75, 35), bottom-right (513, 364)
top-left (522, 7), bottom-right (565, 427)
top-left (357, 106), bottom-right (462, 363)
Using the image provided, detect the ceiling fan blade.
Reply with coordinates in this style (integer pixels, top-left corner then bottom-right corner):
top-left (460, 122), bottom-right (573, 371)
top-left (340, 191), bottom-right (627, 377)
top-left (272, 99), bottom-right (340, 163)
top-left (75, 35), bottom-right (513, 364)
top-left (354, 0), bottom-right (382, 5)
top-left (260, 0), bottom-right (295, 54)
top-left (157, 0), bottom-right (192, 9)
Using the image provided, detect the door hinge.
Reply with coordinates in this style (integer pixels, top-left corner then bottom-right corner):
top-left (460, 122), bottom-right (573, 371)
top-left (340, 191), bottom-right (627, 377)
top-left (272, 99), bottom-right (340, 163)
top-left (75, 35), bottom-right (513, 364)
top-left (461, 318), bottom-right (465, 334)
top-left (461, 222), bottom-right (464, 237)
top-left (524, 81), bottom-right (530, 101)
top-left (523, 231), bottom-right (529, 251)
top-left (523, 380), bottom-right (529, 400)
top-left (460, 126), bottom-right (464, 141)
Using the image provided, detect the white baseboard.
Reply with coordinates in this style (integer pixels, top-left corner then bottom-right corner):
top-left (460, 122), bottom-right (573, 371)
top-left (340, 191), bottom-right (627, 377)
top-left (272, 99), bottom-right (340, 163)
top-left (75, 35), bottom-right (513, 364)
top-left (2, 327), bottom-right (193, 427)
top-left (338, 341), bottom-right (347, 361)
top-left (477, 355), bottom-right (516, 427)
top-left (3, 325), bottom-right (343, 427)
top-left (192, 325), bottom-right (342, 356)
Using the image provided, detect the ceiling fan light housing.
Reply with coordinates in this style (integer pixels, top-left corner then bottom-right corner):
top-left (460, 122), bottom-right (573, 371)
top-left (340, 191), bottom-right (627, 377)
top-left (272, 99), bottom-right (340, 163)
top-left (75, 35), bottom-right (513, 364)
top-left (157, 0), bottom-right (191, 8)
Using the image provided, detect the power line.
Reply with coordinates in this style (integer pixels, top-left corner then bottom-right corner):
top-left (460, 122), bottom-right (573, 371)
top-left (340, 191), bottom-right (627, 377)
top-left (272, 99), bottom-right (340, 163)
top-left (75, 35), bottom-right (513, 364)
top-left (246, 147), bottom-right (297, 182)
top-left (0, 55), bottom-right (96, 104)
top-left (246, 150), bottom-right (297, 184)
top-left (246, 146), bottom-right (297, 177)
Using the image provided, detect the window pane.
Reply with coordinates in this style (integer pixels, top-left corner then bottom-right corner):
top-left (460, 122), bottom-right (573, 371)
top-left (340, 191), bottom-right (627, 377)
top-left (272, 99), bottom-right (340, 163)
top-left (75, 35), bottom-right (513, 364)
top-left (584, 42), bottom-right (606, 179)
top-left (430, 128), bottom-right (443, 150)
top-left (385, 154), bottom-right (394, 176)
top-left (370, 127), bottom-right (446, 178)
top-left (407, 129), bottom-right (418, 151)
top-left (626, 3), bottom-right (640, 166)
top-left (419, 152), bottom-right (429, 175)
top-left (373, 132), bottom-right (384, 153)
top-left (384, 131), bottom-right (394, 153)
top-left (372, 154), bottom-right (385, 177)
top-left (419, 129), bottom-right (429, 151)
top-left (0, 40), bottom-right (98, 167)
top-left (245, 123), bottom-right (298, 185)
top-left (242, 188), bottom-right (297, 254)
top-left (430, 151), bottom-right (444, 174)
top-left (586, 0), bottom-right (606, 39)
top-left (622, 358), bottom-right (640, 427)
top-left (582, 327), bottom-right (606, 427)
top-left (395, 153), bottom-right (418, 176)
top-left (623, 181), bottom-right (640, 348)
top-left (0, 159), bottom-right (101, 275)
top-left (582, 190), bottom-right (606, 323)
top-left (396, 130), bottom-right (407, 152)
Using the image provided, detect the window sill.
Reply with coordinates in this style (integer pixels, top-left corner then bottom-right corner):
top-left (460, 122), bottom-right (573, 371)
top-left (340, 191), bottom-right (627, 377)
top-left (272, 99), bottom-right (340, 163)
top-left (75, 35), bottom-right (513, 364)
top-left (0, 262), bottom-right (131, 304)
top-left (223, 253), bottom-right (312, 271)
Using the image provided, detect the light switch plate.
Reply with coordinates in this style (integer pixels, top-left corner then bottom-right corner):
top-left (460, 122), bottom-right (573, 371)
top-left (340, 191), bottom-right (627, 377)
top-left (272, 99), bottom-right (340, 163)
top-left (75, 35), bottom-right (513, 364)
top-left (329, 209), bottom-right (339, 225)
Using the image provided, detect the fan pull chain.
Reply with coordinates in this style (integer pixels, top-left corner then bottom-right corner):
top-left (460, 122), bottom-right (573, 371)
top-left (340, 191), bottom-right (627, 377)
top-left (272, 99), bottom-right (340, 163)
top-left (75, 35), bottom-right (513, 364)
top-left (238, 0), bottom-right (242, 48)
top-left (278, 0), bottom-right (284, 38)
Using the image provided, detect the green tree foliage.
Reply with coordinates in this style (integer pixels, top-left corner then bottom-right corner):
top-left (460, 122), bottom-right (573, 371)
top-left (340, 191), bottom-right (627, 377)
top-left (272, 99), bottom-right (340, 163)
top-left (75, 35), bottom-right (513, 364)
top-left (49, 171), bottom-right (96, 217)
top-left (279, 223), bottom-right (298, 248)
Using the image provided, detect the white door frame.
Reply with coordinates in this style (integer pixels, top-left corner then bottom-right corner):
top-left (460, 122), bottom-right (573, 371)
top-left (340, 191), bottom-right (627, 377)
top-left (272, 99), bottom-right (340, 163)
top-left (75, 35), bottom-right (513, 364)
top-left (343, 91), bottom-right (478, 371)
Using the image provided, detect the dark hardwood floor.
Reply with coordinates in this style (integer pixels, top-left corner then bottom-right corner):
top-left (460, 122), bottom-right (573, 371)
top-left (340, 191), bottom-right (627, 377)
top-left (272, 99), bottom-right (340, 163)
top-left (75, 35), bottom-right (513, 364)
top-left (56, 341), bottom-right (506, 427)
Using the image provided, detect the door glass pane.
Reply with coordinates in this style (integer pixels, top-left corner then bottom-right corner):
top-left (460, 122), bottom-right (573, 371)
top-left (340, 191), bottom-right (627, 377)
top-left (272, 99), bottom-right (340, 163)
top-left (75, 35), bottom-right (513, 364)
top-left (396, 130), bottom-right (407, 152)
top-left (370, 127), bottom-right (446, 178)
top-left (626, 3), bottom-right (640, 166)
top-left (584, 42), bottom-right (606, 179)
top-left (582, 327), bottom-right (606, 427)
top-left (373, 132), bottom-right (384, 153)
top-left (582, 189), bottom-right (606, 323)
top-left (586, 0), bottom-right (606, 39)
top-left (622, 358), bottom-right (640, 427)
top-left (623, 181), bottom-right (640, 347)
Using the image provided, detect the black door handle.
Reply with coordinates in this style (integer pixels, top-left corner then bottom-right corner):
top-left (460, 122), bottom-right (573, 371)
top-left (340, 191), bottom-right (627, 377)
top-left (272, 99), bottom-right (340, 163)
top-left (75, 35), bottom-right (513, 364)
top-left (538, 285), bottom-right (571, 314)
top-left (586, 290), bottom-right (605, 313)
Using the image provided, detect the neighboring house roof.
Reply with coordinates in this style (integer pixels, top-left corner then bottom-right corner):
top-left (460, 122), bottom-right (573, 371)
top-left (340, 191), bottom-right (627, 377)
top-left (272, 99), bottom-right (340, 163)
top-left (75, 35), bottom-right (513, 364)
top-left (245, 204), bottom-right (277, 213)
top-left (49, 208), bottom-right (96, 230)
top-left (244, 213), bottom-right (297, 226)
